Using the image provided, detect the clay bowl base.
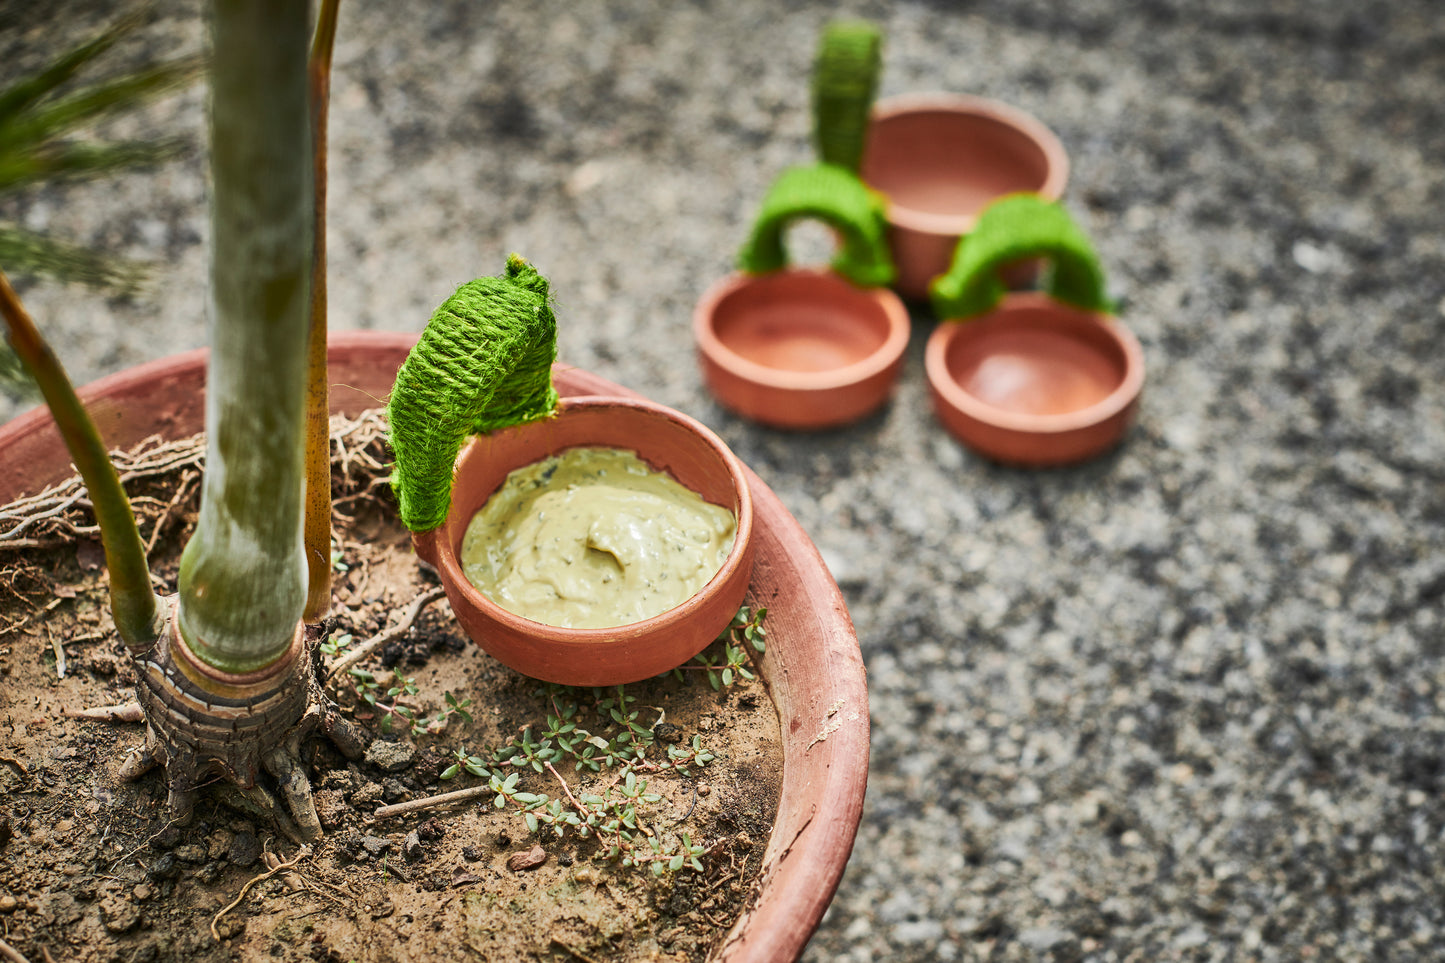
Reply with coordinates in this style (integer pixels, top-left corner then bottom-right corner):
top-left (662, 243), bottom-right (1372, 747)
top-left (693, 268), bottom-right (909, 429)
top-left (860, 93), bottom-right (1069, 302)
top-left (926, 292), bottom-right (1144, 466)
top-left (412, 395), bottom-right (756, 687)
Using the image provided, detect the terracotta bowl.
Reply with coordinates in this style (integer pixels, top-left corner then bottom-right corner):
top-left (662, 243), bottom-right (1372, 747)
top-left (410, 395), bottom-right (756, 686)
top-left (693, 267), bottom-right (910, 429)
top-left (860, 92), bottom-right (1069, 302)
top-left (926, 292), bottom-right (1144, 466)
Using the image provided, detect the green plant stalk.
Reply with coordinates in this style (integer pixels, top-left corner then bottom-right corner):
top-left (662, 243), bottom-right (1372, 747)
top-left (0, 268), bottom-right (163, 650)
top-left (302, 0), bottom-right (342, 624)
top-left (177, 0), bottom-right (313, 674)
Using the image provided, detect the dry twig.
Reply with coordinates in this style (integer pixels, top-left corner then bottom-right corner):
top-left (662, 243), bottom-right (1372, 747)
top-left (64, 701), bottom-right (144, 722)
top-left (372, 784), bottom-right (491, 820)
top-left (0, 409), bottom-right (393, 554)
top-left (325, 584), bottom-right (445, 682)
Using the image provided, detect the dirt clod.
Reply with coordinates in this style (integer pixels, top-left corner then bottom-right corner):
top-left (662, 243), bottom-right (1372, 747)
top-left (228, 831), bottom-right (261, 868)
top-left (99, 896), bottom-right (141, 934)
top-left (364, 739), bottom-right (416, 773)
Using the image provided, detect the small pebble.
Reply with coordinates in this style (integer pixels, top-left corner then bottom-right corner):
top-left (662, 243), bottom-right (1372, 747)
top-left (360, 835), bottom-right (392, 858)
top-left (505, 844), bottom-right (547, 872)
top-left (146, 853), bottom-right (179, 880)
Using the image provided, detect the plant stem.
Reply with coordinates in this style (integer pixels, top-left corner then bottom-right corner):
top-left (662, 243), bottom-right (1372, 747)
top-left (301, 0), bottom-right (342, 624)
top-left (0, 268), bottom-right (162, 651)
top-left (177, 0), bottom-right (313, 673)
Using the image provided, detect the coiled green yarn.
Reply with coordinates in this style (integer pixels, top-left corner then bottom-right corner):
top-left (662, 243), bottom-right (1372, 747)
top-left (387, 254), bottom-right (559, 533)
top-left (811, 20), bottom-right (882, 174)
top-left (930, 194), bottom-right (1113, 320)
top-left (736, 163), bottom-right (895, 288)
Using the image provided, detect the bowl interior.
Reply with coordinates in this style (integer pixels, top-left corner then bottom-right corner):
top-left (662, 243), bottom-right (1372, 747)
top-left (942, 303), bottom-right (1132, 419)
top-left (704, 271), bottom-right (898, 376)
top-left (443, 397), bottom-right (749, 622)
top-left (862, 107), bottom-right (1054, 222)
top-left (451, 399), bottom-right (741, 544)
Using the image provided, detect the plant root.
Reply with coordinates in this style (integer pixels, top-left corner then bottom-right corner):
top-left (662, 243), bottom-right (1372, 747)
top-left (120, 602), bottom-right (366, 841)
top-left (325, 584), bottom-right (446, 681)
top-left (210, 844), bottom-right (312, 941)
top-left (0, 936), bottom-right (31, 963)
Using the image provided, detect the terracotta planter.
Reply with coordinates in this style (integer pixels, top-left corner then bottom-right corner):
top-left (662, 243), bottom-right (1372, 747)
top-left (926, 291), bottom-right (1144, 466)
top-left (0, 331), bottom-right (868, 963)
top-left (694, 267), bottom-right (909, 429)
top-left (860, 92), bottom-right (1069, 302)
top-left (411, 395), bottom-right (756, 686)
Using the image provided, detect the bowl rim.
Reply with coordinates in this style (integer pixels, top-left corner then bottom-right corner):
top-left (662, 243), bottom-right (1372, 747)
top-left (924, 291), bottom-right (1145, 435)
top-left (428, 393), bottom-right (756, 644)
top-left (867, 91), bottom-right (1070, 238)
top-left (692, 267), bottom-right (911, 393)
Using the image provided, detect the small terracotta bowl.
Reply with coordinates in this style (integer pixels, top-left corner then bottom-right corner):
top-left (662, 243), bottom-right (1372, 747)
top-left (926, 292), bottom-right (1144, 466)
top-left (693, 267), bottom-right (910, 429)
top-left (860, 93), bottom-right (1069, 302)
top-left (411, 396), bottom-right (755, 686)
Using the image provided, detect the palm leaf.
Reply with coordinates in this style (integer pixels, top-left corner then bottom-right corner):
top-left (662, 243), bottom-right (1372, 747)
top-left (0, 10), bottom-right (200, 291)
top-left (0, 226), bottom-right (146, 293)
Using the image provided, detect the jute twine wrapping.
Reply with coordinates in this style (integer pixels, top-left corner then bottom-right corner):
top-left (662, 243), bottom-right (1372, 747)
top-left (930, 193), bottom-right (1113, 320)
top-left (736, 163), bottom-right (895, 288)
top-left (387, 254), bottom-right (559, 533)
top-left (811, 20), bottom-right (882, 174)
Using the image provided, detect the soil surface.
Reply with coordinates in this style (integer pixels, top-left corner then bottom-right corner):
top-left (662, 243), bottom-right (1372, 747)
top-left (0, 425), bottom-right (782, 962)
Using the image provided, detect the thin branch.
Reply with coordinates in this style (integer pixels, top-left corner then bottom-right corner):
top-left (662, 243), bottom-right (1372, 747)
top-left (545, 761), bottom-right (591, 819)
top-left (64, 701), bottom-right (144, 722)
top-left (325, 585), bottom-right (445, 681)
top-left (144, 469), bottom-right (197, 558)
top-left (372, 784), bottom-right (491, 820)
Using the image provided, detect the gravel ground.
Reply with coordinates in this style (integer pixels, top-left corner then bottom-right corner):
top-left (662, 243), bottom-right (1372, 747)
top-left (4, 1), bottom-right (1445, 961)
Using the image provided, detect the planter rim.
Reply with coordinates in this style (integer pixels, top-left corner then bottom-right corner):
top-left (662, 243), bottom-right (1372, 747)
top-left (693, 268), bottom-right (911, 392)
top-left (925, 291), bottom-right (1145, 434)
top-left (869, 91), bottom-right (1070, 238)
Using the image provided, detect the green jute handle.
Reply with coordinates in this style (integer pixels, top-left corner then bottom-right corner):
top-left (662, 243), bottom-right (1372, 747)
top-left (736, 163), bottom-right (896, 288)
top-left (929, 193), bottom-right (1113, 321)
top-left (387, 254), bottom-right (560, 533)
top-left (811, 19), bottom-right (883, 174)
